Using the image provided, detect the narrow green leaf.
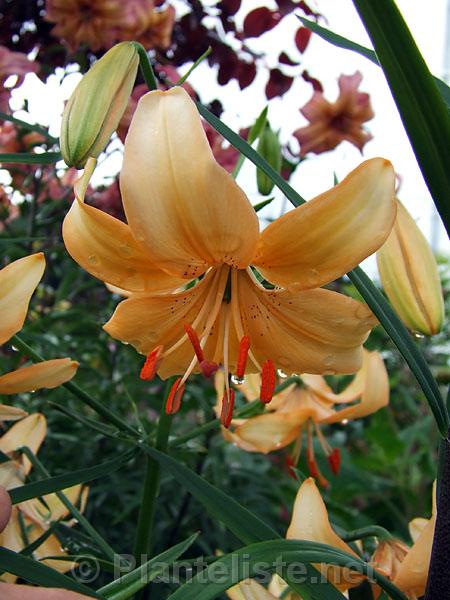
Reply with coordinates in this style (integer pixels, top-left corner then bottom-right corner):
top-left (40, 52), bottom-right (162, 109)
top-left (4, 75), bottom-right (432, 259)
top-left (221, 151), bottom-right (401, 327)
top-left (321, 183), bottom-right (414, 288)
top-left (253, 197), bottom-right (275, 212)
top-left (166, 540), bottom-right (407, 600)
top-left (9, 450), bottom-right (136, 504)
top-left (0, 111), bottom-right (58, 142)
top-left (139, 446), bottom-right (342, 599)
top-left (175, 48), bottom-right (212, 85)
top-left (140, 445), bottom-right (277, 544)
top-left (299, 16), bottom-right (450, 109)
top-left (0, 547), bottom-right (99, 597)
top-left (351, 0), bottom-right (450, 234)
top-left (98, 533), bottom-right (198, 600)
top-left (0, 151), bottom-right (61, 164)
top-left (198, 102), bottom-right (448, 436)
top-left (232, 105), bottom-right (268, 178)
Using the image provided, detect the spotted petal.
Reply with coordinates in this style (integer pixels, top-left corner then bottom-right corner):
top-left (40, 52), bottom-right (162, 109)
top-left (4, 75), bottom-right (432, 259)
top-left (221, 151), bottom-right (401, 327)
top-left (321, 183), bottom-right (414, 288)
top-left (253, 159), bottom-right (396, 290)
top-left (120, 87), bottom-right (260, 278)
top-left (235, 270), bottom-right (376, 375)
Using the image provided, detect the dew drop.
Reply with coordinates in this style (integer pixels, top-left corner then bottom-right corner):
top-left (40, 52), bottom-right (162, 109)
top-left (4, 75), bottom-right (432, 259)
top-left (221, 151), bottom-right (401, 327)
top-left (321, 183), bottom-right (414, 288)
top-left (277, 369), bottom-right (288, 379)
top-left (323, 354), bottom-right (335, 367)
top-left (413, 331), bottom-right (425, 339)
top-left (119, 243), bottom-right (133, 258)
top-left (11, 346), bottom-right (18, 352)
top-left (88, 254), bottom-right (99, 265)
top-left (122, 341), bottom-right (129, 346)
top-left (341, 418), bottom-right (349, 425)
top-left (231, 375), bottom-right (245, 385)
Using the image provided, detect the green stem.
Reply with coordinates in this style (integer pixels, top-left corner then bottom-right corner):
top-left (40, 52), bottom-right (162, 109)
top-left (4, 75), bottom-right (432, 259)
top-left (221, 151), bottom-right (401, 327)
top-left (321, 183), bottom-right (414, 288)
top-left (20, 447), bottom-right (117, 562)
top-left (133, 378), bottom-right (174, 567)
top-left (132, 43), bottom-right (158, 91)
top-left (341, 525), bottom-right (393, 542)
top-left (11, 334), bottom-right (139, 438)
top-left (175, 47), bottom-right (212, 86)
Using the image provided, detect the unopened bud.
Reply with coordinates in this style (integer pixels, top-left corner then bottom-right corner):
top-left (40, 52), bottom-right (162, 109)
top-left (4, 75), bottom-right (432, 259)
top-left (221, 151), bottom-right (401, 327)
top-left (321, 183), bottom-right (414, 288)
top-left (256, 122), bottom-right (282, 196)
top-left (61, 42), bottom-right (139, 168)
top-left (377, 200), bottom-right (444, 336)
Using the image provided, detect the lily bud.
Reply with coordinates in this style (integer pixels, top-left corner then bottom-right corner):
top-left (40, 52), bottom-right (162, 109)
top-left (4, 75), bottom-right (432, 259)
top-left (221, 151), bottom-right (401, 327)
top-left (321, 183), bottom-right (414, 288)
top-left (256, 122), bottom-right (281, 195)
top-left (377, 200), bottom-right (444, 336)
top-left (61, 42), bottom-right (139, 168)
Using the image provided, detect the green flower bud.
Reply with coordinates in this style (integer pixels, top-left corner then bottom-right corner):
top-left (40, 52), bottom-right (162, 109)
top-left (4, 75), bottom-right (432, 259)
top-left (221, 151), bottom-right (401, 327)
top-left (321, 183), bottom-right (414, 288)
top-left (256, 122), bottom-right (282, 196)
top-left (377, 200), bottom-right (444, 336)
top-left (61, 42), bottom-right (139, 168)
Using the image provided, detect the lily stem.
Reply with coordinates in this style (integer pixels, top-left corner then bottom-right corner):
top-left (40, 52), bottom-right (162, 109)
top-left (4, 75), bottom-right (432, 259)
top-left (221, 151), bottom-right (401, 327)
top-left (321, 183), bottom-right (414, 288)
top-left (133, 378), bottom-right (174, 596)
top-left (425, 432), bottom-right (450, 599)
top-left (133, 43), bottom-right (158, 91)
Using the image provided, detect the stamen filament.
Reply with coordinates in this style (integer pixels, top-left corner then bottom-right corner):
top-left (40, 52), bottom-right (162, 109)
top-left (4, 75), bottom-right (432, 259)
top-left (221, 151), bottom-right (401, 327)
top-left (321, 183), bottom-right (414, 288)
top-left (221, 389), bottom-right (235, 428)
top-left (231, 269), bottom-right (261, 371)
top-left (307, 420), bottom-right (329, 488)
top-left (314, 422), bottom-right (340, 475)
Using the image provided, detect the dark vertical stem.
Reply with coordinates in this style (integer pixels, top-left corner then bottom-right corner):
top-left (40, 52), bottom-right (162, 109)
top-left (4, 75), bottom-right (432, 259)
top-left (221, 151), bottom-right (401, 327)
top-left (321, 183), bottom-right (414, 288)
top-left (133, 379), bottom-right (174, 599)
top-left (425, 432), bottom-right (450, 599)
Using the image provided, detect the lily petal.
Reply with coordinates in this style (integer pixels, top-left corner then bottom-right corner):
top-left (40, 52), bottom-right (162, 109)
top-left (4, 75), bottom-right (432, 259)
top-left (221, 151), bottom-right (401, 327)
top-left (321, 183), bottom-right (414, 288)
top-left (0, 358), bottom-right (79, 395)
top-left (253, 159), bottom-right (396, 290)
top-left (120, 87), bottom-right (260, 278)
top-left (0, 414), bottom-right (46, 475)
top-left (286, 478), bottom-right (360, 590)
top-left (226, 579), bottom-right (278, 599)
top-left (393, 513), bottom-right (435, 597)
top-left (0, 254), bottom-right (45, 345)
top-left (228, 412), bottom-right (302, 454)
top-left (0, 405), bottom-right (28, 421)
top-left (321, 351), bottom-right (389, 424)
top-left (104, 269), bottom-right (232, 378)
top-left (63, 196), bottom-right (184, 293)
top-left (236, 270), bottom-right (376, 375)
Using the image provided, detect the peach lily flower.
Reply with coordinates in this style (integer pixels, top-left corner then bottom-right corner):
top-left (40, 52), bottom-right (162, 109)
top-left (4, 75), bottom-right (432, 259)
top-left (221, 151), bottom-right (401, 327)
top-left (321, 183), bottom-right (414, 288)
top-left (62, 86), bottom-right (395, 424)
top-left (0, 414), bottom-right (88, 582)
top-left (0, 254), bottom-right (78, 397)
top-left (219, 350), bottom-right (389, 484)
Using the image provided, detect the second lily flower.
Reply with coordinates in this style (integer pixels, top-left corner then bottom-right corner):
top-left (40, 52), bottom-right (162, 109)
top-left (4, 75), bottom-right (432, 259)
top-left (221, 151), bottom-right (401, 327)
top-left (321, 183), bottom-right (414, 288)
top-left (63, 87), bottom-right (396, 422)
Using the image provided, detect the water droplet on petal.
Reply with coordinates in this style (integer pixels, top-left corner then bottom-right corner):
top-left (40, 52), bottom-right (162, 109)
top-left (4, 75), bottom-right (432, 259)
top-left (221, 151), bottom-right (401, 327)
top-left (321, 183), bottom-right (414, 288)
top-left (413, 331), bottom-right (425, 339)
top-left (341, 419), bottom-right (349, 425)
top-left (11, 346), bottom-right (18, 352)
top-left (231, 375), bottom-right (245, 385)
top-left (119, 243), bottom-right (133, 258)
top-left (323, 354), bottom-right (335, 367)
top-left (88, 254), bottom-right (99, 265)
top-left (277, 369), bottom-right (288, 379)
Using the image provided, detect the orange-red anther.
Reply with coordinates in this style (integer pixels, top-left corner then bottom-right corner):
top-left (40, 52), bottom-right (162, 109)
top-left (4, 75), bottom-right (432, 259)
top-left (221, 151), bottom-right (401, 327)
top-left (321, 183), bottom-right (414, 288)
top-left (260, 359), bottom-right (276, 403)
top-left (236, 335), bottom-right (251, 379)
top-left (165, 377), bottom-right (185, 415)
top-left (220, 389), bottom-right (235, 428)
top-left (328, 448), bottom-right (341, 475)
top-left (184, 323), bottom-right (205, 363)
top-left (140, 345), bottom-right (163, 381)
top-left (307, 454), bottom-right (329, 489)
top-left (200, 360), bottom-right (219, 378)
